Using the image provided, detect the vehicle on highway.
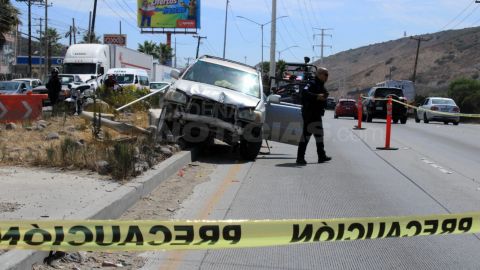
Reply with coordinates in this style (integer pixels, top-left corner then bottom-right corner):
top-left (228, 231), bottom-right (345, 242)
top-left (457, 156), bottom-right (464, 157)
top-left (106, 68), bottom-right (150, 90)
top-left (362, 87), bottom-right (408, 124)
top-left (415, 97), bottom-right (460, 125)
top-left (326, 97), bottom-right (336, 110)
top-left (334, 98), bottom-right (357, 119)
top-left (158, 55), bottom-right (303, 160)
top-left (149, 81), bottom-right (170, 92)
top-left (0, 81), bottom-right (29, 94)
top-left (12, 78), bottom-right (43, 89)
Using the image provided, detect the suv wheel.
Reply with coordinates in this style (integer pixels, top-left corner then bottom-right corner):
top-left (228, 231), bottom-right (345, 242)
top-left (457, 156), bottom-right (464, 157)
top-left (401, 117), bottom-right (407, 124)
top-left (393, 118), bottom-right (399, 124)
top-left (239, 139), bottom-right (262, 161)
top-left (366, 111), bottom-right (373, 122)
top-left (423, 113), bottom-right (429, 123)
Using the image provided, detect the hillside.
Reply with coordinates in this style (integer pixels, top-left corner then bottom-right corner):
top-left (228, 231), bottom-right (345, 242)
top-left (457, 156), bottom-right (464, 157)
top-left (319, 26), bottom-right (480, 100)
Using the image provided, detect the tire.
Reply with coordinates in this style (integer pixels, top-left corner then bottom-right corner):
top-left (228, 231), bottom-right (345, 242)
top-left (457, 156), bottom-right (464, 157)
top-left (414, 110), bottom-right (420, 123)
top-left (239, 140), bottom-right (262, 161)
top-left (423, 113), bottom-right (429, 123)
top-left (393, 118), bottom-right (399, 124)
top-left (366, 110), bottom-right (373, 122)
top-left (401, 117), bottom-right (407, 124)
top-left (453, 121), bottom-right (459, 126)
top-left (334, 113), bottom-right (338, 119)
top-left (443, 121), bottom-right (449, 125)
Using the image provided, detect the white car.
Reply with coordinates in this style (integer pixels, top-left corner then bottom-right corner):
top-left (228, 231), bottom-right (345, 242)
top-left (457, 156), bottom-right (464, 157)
top-left (12, 78), bottom-right (43, 89)
top-left (149, 81), bottom-right (170, 93)
top-left (157, 55), bottom-right (303, 160)
top-left (415, 97), bottom-right (460, 125)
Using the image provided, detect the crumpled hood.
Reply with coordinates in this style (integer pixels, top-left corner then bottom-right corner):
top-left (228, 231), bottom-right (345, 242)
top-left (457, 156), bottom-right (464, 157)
top-left (173, 80), bottom-right (260, 108)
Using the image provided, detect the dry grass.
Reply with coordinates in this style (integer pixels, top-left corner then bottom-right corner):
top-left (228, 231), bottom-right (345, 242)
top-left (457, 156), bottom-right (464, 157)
top-left (0, 111), bottom-right (168, 180)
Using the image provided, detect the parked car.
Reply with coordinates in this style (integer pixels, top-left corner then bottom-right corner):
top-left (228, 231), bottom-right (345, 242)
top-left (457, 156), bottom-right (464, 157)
top-left (0, 81), bottom-right (29, 94)
top-left (334, 98), bottom-right (357, 119)
top-left (326, 97), bottom-right (336, 110)
top-left (12, 78), bottom-right (43, 89)
top-left (415, 97), bottom-right (460, 125)
top-left (362, 87), bottom-right (408, 124)
top-left (149, 81), bottom-right (170, 93)
top-left (157, 55), bottom-right (303, 160)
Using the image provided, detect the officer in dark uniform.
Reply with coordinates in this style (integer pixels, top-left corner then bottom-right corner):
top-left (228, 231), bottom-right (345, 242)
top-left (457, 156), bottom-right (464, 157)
top-left (46, 68), bottom-right (61, 110)
top-left (296, 67), bottom-right (332, 165)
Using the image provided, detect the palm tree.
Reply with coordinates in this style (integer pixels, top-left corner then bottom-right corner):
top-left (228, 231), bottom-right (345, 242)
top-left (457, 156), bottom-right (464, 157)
top-left (138, 41), bottom-right (160, 59)
top-left (80, 32), bottom-right (101, 44)
top-left (0, 0), bottom-right (20, 47)
top-left (158, 43), bottom-right (173, 65)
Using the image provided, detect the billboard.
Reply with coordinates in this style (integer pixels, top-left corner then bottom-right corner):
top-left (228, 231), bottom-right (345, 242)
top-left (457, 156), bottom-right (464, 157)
top-left (137, 0), bottom-right (201, 29)
top-left (104, 34), bottom-right (127, 46)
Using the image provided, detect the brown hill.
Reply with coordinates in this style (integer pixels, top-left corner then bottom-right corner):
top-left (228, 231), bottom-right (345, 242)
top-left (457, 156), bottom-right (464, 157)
top-left (319, 26), bottom-right (480, 100)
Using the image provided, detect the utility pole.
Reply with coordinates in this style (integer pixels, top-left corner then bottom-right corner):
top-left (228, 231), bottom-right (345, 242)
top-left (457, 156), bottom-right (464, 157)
top-left (184, 57), bottom-right (194, 67)
top-left (36, 18), bottom-right (43, 78)
top-left (410, 36), bottom-right (431, 84)
top-left (28, 0), bottom-right (32, 77)
top-left (313, 28), bottom-right (333, 65)
top-left (119, 21), bottom-right (122, 35)
top-left (87, 11), bottom-right (92, 43)
top-left (174, 37), bottom-right (177, 68)
top-left (44, 0), bottom-right (49, 76)
top-left (72, 18), bottom-right (76, 44)
top-left (269, 0), bottom-right (277, 80)
top-left (193, 35), bottom-right (207, 59)
top-left (91, 0), bottom-right (98, 43)
top-left (223, 0), bottom-right (229, 59)
top-left (69, 26), bottom-right (72, 46)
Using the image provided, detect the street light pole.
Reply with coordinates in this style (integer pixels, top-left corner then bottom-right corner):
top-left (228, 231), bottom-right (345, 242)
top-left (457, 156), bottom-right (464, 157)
top-left (236, 15), bottom-right (287, 75)
top-left (277, 45), bottom-right (299, 60)
top-left (222, 0), bottom-right (229, 59)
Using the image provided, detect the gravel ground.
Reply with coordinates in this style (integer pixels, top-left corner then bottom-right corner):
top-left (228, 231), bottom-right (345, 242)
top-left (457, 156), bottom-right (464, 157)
top-left (32, 161), bottom-right (215, 270)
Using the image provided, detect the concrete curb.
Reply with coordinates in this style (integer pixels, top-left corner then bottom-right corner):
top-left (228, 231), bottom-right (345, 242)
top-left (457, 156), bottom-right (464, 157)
top-left (0, 150), bottom-right (196, 270)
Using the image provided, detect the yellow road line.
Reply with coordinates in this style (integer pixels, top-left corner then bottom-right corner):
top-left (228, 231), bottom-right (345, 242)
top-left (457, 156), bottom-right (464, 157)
top-left (161, 162), bottom-right (243, 270)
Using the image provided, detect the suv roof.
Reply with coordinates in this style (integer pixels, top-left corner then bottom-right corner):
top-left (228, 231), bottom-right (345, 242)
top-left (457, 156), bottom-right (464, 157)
top-left (199, 55), bottom-right (258, 74)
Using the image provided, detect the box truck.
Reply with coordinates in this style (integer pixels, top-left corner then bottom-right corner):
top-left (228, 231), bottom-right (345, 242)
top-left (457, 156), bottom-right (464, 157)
top-left (63, 44), bottom-right (154, 85)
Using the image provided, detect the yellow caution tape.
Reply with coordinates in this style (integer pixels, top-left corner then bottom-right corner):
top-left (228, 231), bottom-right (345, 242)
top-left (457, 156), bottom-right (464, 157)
top-left (1, 212), bottom-right (479, 251)
top-left (360, 96), bottom-right (480, 118)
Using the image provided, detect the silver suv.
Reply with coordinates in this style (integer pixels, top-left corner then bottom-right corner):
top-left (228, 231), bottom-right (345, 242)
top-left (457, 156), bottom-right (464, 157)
top-left (157, 55), bottom-right (305, 160)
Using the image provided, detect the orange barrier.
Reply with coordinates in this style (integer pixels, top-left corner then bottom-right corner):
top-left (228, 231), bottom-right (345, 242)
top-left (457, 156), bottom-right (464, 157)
top-left (353, 95), bottom-right (365, 130)
top-left (0, 93), bottom-right (48, 122)
top-left (377, 96), bottom-right (398, 150)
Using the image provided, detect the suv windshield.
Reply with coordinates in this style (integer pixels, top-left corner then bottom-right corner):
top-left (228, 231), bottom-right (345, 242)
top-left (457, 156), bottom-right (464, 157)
top-left (183, 60), bottom-right (260, 98)
top-left (0, 82), bottom-right (20, 91)
top-left (374, 88), bottom-right (404, 98)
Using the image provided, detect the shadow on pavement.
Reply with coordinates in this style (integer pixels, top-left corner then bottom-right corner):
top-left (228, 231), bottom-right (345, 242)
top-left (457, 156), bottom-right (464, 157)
top-left (275, 162), bottom-right (304, 168)
top-left (195, 142), bottom-right (247, 165)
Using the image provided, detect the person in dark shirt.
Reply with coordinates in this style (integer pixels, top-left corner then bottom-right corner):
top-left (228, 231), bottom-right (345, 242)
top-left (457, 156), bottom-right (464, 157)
top-left (296, 67), bottom-right (332, 165)
top-left (46, 68), bottom-right (61, 109)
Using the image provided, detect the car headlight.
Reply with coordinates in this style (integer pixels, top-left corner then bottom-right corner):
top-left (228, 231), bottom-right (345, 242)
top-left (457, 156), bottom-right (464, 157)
top-left (238, 108), bottom-right (262, 123)
top-left (165, 89), bottom-right (187, 104)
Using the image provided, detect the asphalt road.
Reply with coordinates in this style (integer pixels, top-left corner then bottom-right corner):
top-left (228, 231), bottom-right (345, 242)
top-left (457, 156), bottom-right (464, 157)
top-left (142, 111), bottom-right (480, 270)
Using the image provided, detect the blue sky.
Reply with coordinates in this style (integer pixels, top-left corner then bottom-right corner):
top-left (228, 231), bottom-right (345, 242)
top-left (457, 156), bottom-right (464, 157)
top-left (13, 0), bottom-right (480, 68)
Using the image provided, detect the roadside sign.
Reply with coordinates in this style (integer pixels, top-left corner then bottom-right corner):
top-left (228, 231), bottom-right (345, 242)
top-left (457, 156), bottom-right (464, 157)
top-left (103, 34), bottom-right (127, 46)
top-left (0, 93), bottom-right (48, 122)
top-left (16, 56), bottom-right (64, 66)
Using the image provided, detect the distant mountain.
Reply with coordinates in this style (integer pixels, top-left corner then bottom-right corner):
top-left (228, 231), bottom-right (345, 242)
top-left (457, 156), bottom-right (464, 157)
top-left (319, 26), bottom-right (480, 100)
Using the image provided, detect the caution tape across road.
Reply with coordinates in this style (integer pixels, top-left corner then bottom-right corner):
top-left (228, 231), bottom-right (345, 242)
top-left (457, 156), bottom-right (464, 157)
top-left (1, 212), bottom-right (479, 251)
top-left (360, 96), bottom-right (480, 118)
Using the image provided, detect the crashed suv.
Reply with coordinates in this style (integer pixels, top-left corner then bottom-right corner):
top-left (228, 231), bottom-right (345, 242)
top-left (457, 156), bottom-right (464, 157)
top-left (362, 87), bottom-right (408, 124)
top-left (158, 55), bottom-right (266, 160)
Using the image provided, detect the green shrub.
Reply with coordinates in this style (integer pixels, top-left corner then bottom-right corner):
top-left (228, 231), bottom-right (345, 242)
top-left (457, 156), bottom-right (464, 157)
top-left (108, 142), bottom-right (135, 180)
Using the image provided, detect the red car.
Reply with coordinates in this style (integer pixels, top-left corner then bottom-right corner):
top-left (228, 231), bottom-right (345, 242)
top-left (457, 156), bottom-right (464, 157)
top-left (334, 99), bottom-right (358, 119)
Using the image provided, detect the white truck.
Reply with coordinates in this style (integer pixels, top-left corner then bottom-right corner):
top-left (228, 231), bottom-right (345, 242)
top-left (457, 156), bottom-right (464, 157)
top-left (375, 80), bottom-right (416, 102)
top-left (63, 44), bottom-right (154, 86)
top-left (152, 62), bottom-right (174, 82)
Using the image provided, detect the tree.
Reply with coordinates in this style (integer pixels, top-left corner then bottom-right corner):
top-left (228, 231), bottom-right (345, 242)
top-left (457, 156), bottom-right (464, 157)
top-left (448, 78), bottom-right (480, 114)
top-left (0, 0), bottom-right (19, 47)
top-left (81, 32), bottom-right (101, 44)
top-left (138, 41), bottom-right (160, 59)
top-left (158, 43), bottom-right (173, 65)
top-left (138, 41), bottom-right (173, 65)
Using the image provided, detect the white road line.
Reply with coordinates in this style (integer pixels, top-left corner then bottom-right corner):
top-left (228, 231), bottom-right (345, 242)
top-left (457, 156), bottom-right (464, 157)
top-left (421, 158), bottom-right (453, 174)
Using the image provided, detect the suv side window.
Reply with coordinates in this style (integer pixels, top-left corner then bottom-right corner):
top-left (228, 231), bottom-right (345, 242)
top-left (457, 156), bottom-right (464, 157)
top-left (423, 99), bottom-right (429, 105)
top-left (368, 88), bottom-right (375, 97)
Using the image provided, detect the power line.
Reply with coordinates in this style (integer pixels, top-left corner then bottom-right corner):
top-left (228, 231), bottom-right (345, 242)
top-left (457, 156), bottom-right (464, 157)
top-left (450, 3), bottom-right (480, 29)
top-left (441, 0), bottom-right (476, 30)
top-left (101, 0), bottom-right (138, 30)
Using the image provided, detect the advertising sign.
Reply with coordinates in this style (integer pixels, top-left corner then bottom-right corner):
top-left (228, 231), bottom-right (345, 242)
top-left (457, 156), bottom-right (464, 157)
top-left (137, 0), bottom-right (201, 29)
top-left (16, 56), bottom-right (63, 66)
top-left (104, 34), bottom-right (127, 46)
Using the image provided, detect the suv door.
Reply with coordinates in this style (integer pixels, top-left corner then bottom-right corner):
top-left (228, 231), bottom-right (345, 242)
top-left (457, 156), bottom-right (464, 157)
top-left (263, 95), bottom-right (303, 145)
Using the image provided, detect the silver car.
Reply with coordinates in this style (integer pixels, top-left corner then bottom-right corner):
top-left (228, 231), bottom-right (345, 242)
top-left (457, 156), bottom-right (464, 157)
top-left (157, 55), bottom-right (302, 160)
top-left (12, 78), bottom-right (43, 89)
top-left (0, 81), bottom-right (29, 94)
top-left (415, 97), bottom-right (460, 125)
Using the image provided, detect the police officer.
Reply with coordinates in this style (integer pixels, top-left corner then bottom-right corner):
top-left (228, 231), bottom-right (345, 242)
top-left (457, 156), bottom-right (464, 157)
top-left (46, 68), bottom-right (61, 109)
top-left (296, 67), bottom-right (332, 165)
